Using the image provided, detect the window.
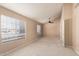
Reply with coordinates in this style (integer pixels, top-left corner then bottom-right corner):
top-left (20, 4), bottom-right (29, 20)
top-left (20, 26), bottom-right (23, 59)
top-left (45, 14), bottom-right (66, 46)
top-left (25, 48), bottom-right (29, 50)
top-left (1, 15), bottom-right (26, 42)
top-left (37, 25), bottom-right (41, 35)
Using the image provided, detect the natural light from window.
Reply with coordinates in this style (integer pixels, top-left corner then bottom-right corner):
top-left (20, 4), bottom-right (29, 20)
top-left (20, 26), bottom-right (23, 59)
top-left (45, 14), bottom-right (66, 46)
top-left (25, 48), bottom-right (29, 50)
top-left (1, 15), bottom-right (26, 42)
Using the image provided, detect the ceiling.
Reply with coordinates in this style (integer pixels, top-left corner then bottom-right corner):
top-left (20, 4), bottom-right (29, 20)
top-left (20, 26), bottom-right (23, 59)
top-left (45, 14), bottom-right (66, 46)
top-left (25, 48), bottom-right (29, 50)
top-left (0, 3), bottom-right (63, 23)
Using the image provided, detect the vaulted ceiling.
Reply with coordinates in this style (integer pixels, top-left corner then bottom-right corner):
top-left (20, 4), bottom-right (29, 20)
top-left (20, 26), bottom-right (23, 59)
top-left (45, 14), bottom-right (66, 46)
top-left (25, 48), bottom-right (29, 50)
top-left (0, 3), bottom-right (63, 23)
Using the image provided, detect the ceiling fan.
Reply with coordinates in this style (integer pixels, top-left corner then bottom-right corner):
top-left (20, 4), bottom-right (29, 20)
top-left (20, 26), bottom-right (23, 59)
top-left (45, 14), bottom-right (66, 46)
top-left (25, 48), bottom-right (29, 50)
top-left (48, 16), bottom-right (54, 23)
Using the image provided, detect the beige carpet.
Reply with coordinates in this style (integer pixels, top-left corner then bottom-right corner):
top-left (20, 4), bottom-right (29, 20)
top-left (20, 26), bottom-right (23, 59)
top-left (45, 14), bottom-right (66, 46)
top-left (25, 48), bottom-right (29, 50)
top-left (6, 37), bottom-right (78, 56)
